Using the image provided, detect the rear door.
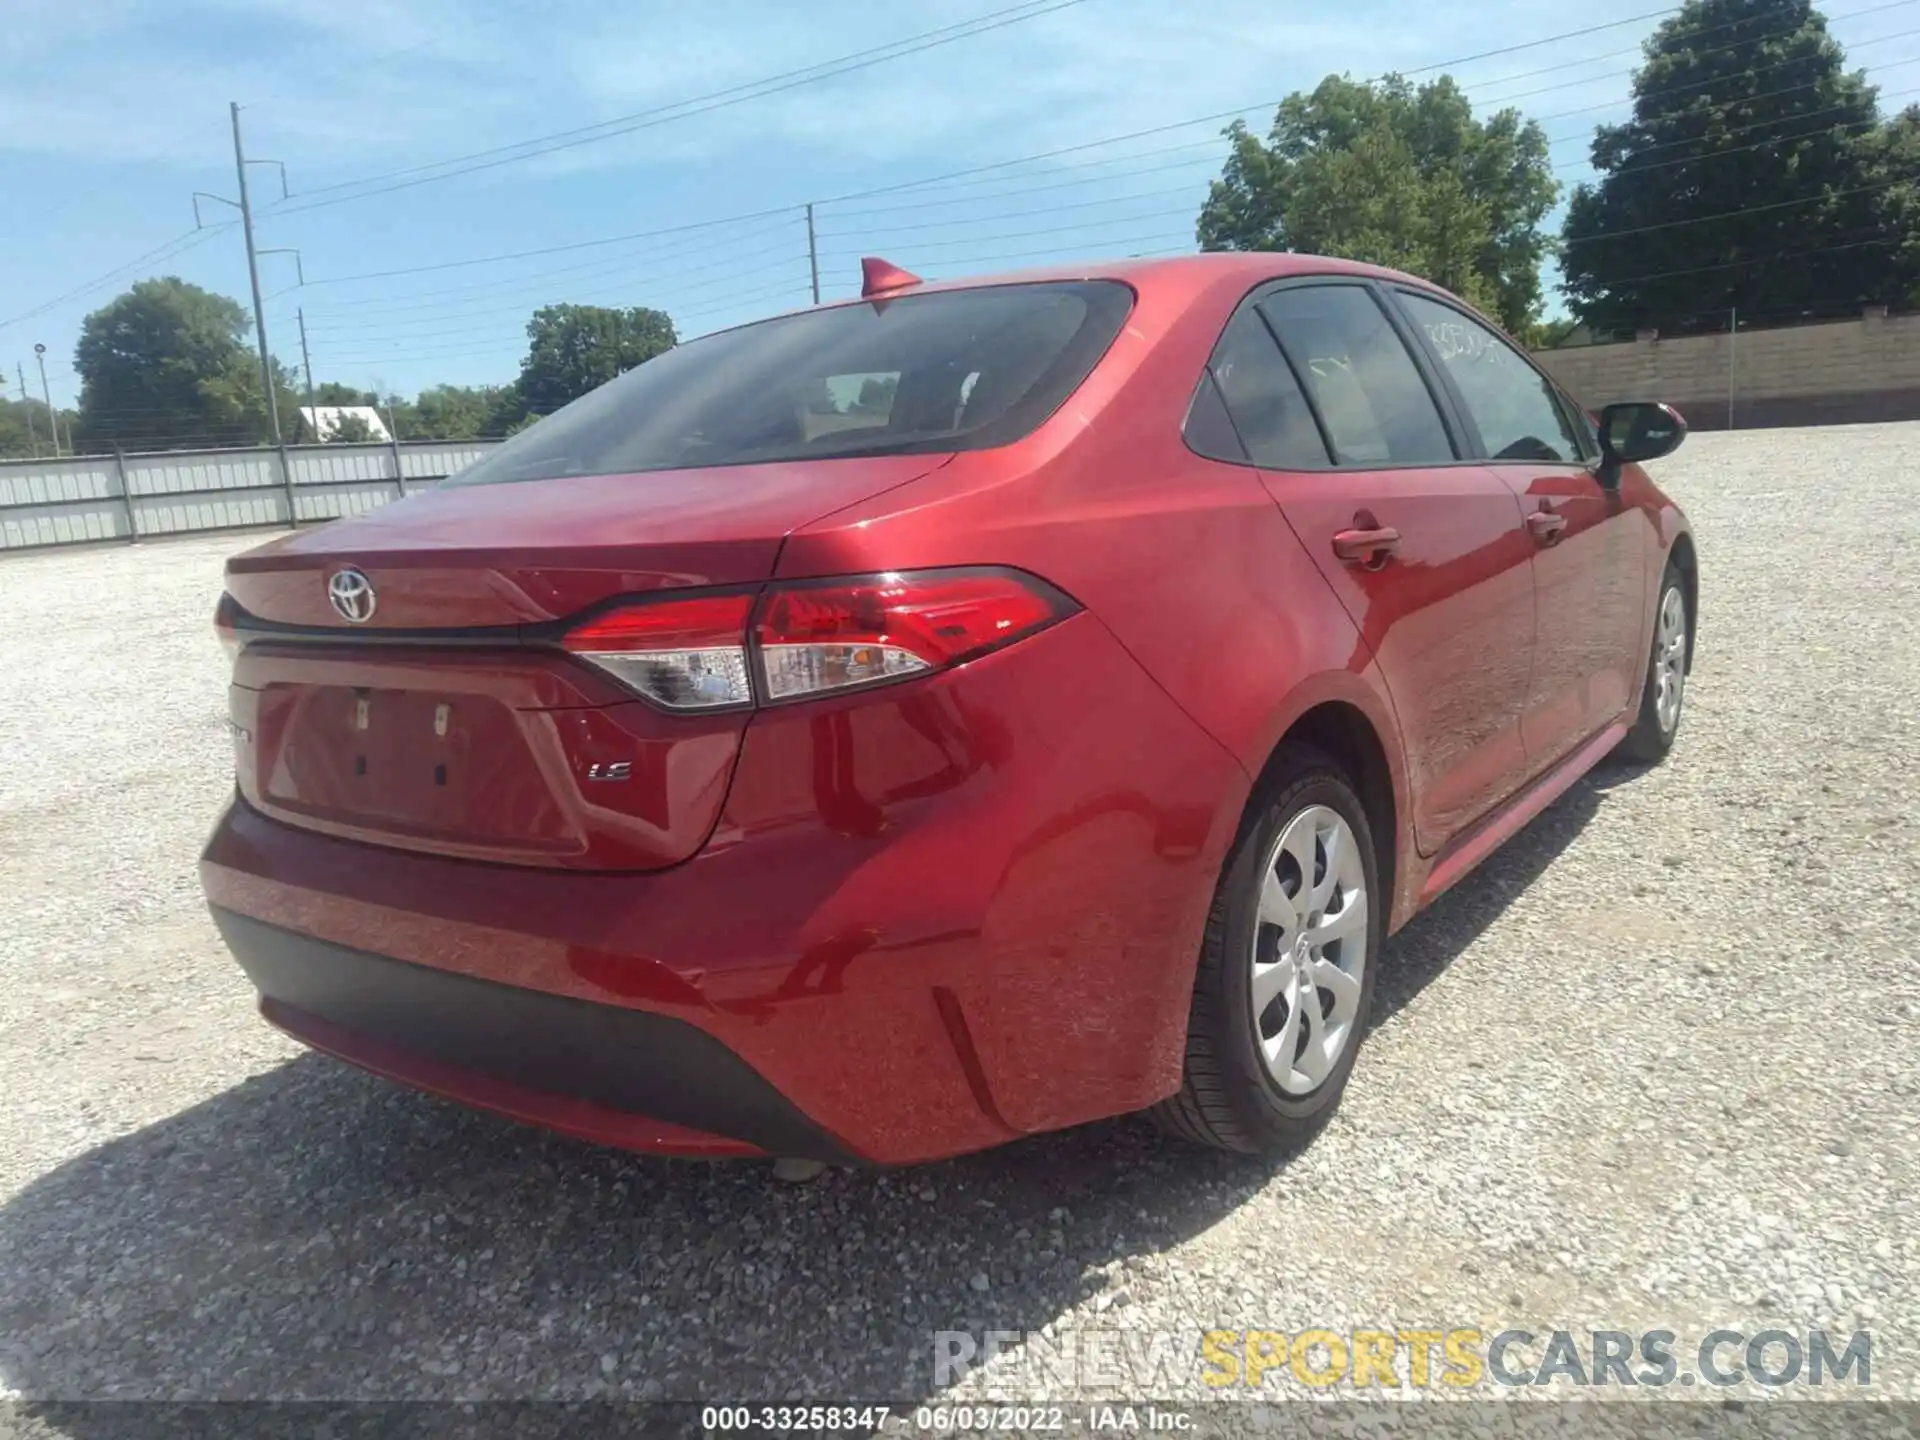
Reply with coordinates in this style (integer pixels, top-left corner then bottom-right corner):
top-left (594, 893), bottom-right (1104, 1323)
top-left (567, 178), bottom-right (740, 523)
top-left (1201, 279), bottom-right (1537, 855)
top-left (1390, 288), bottom-right (1644, 774)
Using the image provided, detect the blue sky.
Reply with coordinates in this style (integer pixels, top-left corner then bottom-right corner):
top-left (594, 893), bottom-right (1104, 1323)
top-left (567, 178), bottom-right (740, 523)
top-left (4, 0), bottom-right (1917, 409)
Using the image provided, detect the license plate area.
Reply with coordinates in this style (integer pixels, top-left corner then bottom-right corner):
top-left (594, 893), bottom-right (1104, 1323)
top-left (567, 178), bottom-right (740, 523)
top-left (258, 684), bottom-right (574, 851)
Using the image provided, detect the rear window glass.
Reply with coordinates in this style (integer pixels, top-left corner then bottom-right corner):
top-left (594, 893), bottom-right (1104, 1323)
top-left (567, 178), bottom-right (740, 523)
top-left (447, 282), bottom-right (1133, 485)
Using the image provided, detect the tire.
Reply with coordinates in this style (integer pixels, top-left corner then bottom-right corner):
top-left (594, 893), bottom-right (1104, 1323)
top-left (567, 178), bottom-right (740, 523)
top-left (1617, 559), bottom-right (1691, 764)
top-left (1151, 746), bottom-right (1383, 1154)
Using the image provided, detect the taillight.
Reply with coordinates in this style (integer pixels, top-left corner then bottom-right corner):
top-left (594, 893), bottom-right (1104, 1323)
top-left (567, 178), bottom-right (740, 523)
top-left (562, 592), bottom-right (755, 710)
top-left (214, 592), bottom-right (245, 665)
top-left (755, 570), bottom-right (1071, 702)
top-left (561, 569), bottom-right (1074, 710)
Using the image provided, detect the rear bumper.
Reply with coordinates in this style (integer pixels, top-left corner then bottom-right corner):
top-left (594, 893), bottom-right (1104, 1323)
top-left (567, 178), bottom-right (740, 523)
top-left (215, 906), bottom-right (853, 1161)
top-left (201, 615), bottom-right (1249, 1165)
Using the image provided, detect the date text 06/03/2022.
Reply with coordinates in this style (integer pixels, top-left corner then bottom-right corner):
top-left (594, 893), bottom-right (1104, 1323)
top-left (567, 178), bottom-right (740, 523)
top-left (698, 1406), bottom-right (1197, 1432)
top-left (910, 1406), bottom-right (1191, 1432)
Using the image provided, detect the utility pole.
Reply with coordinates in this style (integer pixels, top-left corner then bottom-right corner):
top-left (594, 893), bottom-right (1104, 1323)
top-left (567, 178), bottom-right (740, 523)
top-left (192, 107), bottom-right (291, 450)
top-left (1726, 306), bottom-right (1737, 433)
top-left (232, 102), bottom-right (280, 446)
top-left (806, 203), bottom-right (821, 304)
top-left (16, 365), bottom-right (40, 459)
top-left (33, 344), bottom-right (60, 457)
top-left (297, 307), bottom-right (318, 440)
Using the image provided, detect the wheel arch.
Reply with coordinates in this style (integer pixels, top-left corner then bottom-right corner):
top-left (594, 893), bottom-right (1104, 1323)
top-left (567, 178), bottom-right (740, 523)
top-left (1247, 694), bottom-right (1404, 933)
top-left (1666, 528), bottom-right (1698, 670)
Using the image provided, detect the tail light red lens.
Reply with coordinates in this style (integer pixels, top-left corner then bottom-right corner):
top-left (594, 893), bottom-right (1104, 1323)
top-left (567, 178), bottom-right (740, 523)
top-left (563, 593), bottom-right (755, 710)
top-left (755, 570), bottom-right (1072, 701)
top-left (562, 569), bottom-right (1074, 710)
top-left (214, 591), bottom-right (245, 665)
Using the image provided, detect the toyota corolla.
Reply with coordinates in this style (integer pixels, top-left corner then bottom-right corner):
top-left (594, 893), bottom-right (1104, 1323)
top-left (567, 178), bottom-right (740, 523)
top-left (201, 252), bottom-right (1694, 1165)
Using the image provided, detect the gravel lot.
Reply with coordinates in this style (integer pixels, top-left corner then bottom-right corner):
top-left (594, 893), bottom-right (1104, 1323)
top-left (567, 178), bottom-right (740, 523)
top-left (0, 424), bottom-right (1915, 1428)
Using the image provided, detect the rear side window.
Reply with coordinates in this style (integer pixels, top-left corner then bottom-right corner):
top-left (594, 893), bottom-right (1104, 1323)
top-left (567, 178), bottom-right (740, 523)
top-left (1258, 286), bottom-right (1454, 466)
top-left (1396, 291), bottom-right (1584, 463)
top-left (1188, 308), bottom-right (1330, 468)
top-left (448, 281), bottom-right (1133, 485)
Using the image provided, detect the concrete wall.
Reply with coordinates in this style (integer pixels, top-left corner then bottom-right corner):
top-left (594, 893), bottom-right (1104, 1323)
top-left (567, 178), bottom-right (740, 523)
top-left (0, 439), bottom-right (501, 552)
top-left (1532, 309), bottom-right (1920, 431)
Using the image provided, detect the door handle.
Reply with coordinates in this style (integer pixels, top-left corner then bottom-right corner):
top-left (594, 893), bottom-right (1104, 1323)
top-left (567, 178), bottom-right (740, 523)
top-left (1526, 511), bottom-right (1568, 545)
top-left (1331, 526), bottom-right (1401, 567)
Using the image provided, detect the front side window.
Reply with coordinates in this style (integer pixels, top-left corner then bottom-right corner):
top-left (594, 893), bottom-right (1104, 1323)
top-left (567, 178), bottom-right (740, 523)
top-left (447, 281), bottom-right (1133, 486)
top-left (1397, 291), bottom-right (1584, 464)
top-left (1258, 286), bottom-right (1454, 466)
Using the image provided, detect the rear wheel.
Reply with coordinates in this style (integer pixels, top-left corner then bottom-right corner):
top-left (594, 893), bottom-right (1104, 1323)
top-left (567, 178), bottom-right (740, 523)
top-left (1618, 560), bottom-right (1691, 763)
top-left (1151, 748), bottom-right (1382, 1154)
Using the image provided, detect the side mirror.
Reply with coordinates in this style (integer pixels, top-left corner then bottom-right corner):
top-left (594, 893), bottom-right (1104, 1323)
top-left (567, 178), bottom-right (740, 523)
top-left (1596, 401), bottom-right (1687, 487)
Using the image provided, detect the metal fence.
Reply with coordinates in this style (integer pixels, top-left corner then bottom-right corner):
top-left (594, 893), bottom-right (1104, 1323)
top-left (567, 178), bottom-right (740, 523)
top-left (0, 439), bottom-right (504, 552)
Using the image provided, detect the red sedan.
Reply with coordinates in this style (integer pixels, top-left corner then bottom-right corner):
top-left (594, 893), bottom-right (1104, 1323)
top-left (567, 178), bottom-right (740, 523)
top-left (202, 252), bottom-right (1693, 1165)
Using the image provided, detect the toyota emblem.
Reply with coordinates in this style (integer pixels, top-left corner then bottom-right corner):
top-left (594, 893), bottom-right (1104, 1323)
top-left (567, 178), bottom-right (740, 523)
top-left (327, 568), bottom-right (377, 624)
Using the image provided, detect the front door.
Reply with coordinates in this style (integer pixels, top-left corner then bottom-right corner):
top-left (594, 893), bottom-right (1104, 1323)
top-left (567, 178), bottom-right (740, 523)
top-left (1391, 290), bottom-right (1644, 771)
top-left (1208, 281), bottom-right (1538, 855)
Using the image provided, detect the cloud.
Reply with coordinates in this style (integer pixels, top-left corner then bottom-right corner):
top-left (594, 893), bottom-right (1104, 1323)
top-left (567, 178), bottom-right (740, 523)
top-left (0, 0), bottom-right (1466, 182)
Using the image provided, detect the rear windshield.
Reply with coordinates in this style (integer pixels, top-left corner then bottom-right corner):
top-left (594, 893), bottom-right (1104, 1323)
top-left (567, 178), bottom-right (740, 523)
top-left (446, 280), bottom-right (1134, 485)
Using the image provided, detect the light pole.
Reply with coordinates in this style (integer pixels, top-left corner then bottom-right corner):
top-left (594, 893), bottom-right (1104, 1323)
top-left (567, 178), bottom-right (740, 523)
top-left (16, 364), bottom-right (40, 459)
top-left (33, 344), bottom-right (61, 458)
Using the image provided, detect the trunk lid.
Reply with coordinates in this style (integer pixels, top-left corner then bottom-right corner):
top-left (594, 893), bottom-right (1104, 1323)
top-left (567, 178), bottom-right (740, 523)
top-left (223, 455), bottom-right (949, 870)
top-left (225, 455), bottom-right (948, 627)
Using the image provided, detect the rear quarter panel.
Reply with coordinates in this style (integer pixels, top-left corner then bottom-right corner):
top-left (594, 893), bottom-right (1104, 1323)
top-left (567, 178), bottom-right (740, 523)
top-left (781, 264), bottom-right (1416, 925)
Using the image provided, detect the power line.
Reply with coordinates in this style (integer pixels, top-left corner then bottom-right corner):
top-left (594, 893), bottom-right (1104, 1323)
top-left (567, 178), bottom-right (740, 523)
top-left (301, 258), bottom-right (808, 342)
top-left (313, 278), bottom-right (816, 363)
top-left (294, 219), bottom-right (805, 320)
top-left (1474, 0), bottom-right (1917, 108)
top-left (818, 159), bottom-right (1224, 222)
top-left (815, 204), bottom-right (1198, 260)
top-left (303, 205), bottom-right (803, 286)
top-left (812, 184), bottom-right (1205, 241)
top-left (281, 2), bottom-right (1914, 298)
top-left (1545, 52), bottom-right (1920, 146)
top-left (12, 0), bottom-right (1908, 350)
top-left (1553, 90), bottom-right (1920, 172)
top-left (1562, 172), bottom-right (1917, 248)
top-left (0, 226), bottom-right (233, 331)
top-left (1576, 234), bottom-right (1897, 289)
top-left (820, 141), bottom-right (1229, 214)
top-left (1552, 84), bottom-right (1920, 167)
top-left (1487, 16), bottom-right (1920, 112)
top-left (262, 0), bottom-right (1096, 217)
top-left (0, 117), bottom-right (234, 249)
top-left (812, 5), bottom-right (1707, 208)
top-left (1533, 36), bottom-right (1920, 125)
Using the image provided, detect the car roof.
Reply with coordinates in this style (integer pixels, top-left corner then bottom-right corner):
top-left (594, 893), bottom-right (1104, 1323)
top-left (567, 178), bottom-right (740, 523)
top-left (685, 251), bottom-right (1455, 345)
top-left (884, 250), bottom-right (1428, 294)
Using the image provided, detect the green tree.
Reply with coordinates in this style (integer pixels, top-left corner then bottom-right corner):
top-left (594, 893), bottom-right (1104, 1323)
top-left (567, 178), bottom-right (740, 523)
top-left (0, 394), bottom-right (74, 460)
top-left (1197, 75), bottom-right (1559, 331)
top-left (72, 277), bottom-right (295, 451)
top-left (1859, 102), bottom-right (1920, 305)
top-left (1527, 316), bottom-right (1584, 349)
top-left (1560, 0), bottom-right (1911, 332)
top-left (313, 382), bottom-right (376, 406)
top-left (325, 412), bottom-right (377, 443)
top-left (510, 304), bottom-right (676, 417)
top-left (854, 374), bottom-right (898, 413)
top-left (411, 384), bottom-right (508, 440)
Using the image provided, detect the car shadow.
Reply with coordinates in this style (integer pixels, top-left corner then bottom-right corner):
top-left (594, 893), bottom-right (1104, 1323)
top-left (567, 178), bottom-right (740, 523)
top-left (1369, 766), bottom-right (1606, 1025)
top-left (0, 770), bottom-right (1618, 1420)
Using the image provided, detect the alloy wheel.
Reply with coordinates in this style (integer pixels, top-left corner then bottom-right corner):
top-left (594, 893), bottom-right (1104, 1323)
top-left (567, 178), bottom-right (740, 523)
top-left (1653, 584), bottom-right (1687, 734)
top-left (1250, 804), bottom-right (1369, 1096)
